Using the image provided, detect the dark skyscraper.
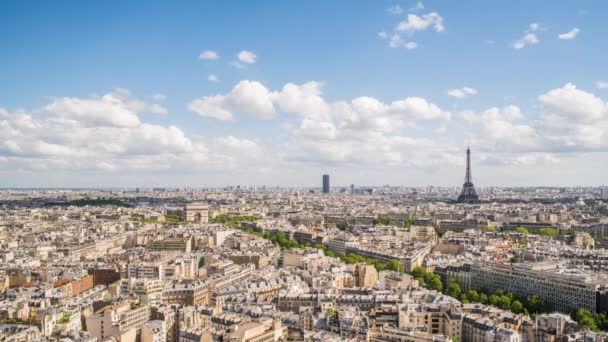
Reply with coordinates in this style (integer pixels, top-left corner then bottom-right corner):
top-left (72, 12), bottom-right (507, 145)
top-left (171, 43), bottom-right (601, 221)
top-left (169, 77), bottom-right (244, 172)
top-left (457, 147), bottom-right (480, 203)
top-left (322, 174), bottom-right (330, 193)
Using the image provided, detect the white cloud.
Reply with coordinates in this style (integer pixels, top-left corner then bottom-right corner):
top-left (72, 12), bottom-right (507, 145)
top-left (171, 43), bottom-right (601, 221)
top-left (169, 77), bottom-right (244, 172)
top-left (448, 86), bottom-right (478, 99)
top-left (237, 50), bottom-right (257, 64)
top-left (597, 81), bottom-right (608, 89)
top-left (188, 80), bottom-right (277, 120)
top-left (529, 22), bottom-right (541, 32)
top-left (188, 95), bottom-right (235, 121)
top-left (389, 34), bottom-right (404, 48)
top-left (536, 83), bottom-right (608, 150)
top-left (0, 90), bottom-right (289, 180)
top-left (410, 2), bottom-right (424, 11)
top-left (0, 107), bottom-right (8, 117)
top-left (275, 81), bottom-right (330, 120)
top-left (378, 31), bottom-right (388, 39)
top-left (45, 93), bottom-right (142, 128)
top-left (558, 27), bottom-right (580, 40)
top-left (387, 5), bottom-right (403, 14)
top-left (387, 34), bottom-right (417, 50)
top-left (512, 33), bottom-right (539, 49)
top-left (512, 23), bottom-right (543, 49)
top-left (208, 74), bottom-right (220, 83)
top-left (405, 41), bottom-right (418, 50)
top-left (199, 50), bottom-right (220, 60)
top-left (396, 12), bottom-right (444, 33)
top-left (6, 82), bottom-right (608, 185)
top-left (463, 84), bottom-right (608, 154)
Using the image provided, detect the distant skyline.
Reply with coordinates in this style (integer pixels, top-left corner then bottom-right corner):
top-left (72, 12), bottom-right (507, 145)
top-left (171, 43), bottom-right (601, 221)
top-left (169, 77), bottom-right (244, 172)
top-left (1, 0), bottom-right (608, 187)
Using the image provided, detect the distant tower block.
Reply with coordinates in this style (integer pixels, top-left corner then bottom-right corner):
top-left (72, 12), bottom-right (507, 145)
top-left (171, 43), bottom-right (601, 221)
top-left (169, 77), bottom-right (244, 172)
top-left (457, 147), bottom-right (480, 203)
top-left (322, 174), bottom-right (330, 193)
top-left (185, 202), bottom-right (209, 222)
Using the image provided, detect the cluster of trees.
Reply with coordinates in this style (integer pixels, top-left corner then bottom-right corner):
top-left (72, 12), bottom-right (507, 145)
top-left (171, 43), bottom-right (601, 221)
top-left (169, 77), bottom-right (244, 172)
top-left (211, 214), bottom-right (260, 224)
top-left (165, 213), bottom-right (185, 223)
top-left (1, 317), bottom-right (33, 324)
top-left (573, 308), bottom-right (608, 331)
top-left (538, 227), bottom-right (559, 238)
top-left (515, 226), bottom-right (559, 238)
top-left (132, 213), bottom-right (186, 224)
top-left (336, 221), bottom-right (349, 230)
top-left (481, 226), bottom-right (497, 232)
top-left (336, 252), bottom-right (404, 272)
top-left (313, 243), bottom-right (336, 257)
top-left (373, 217), bottom-right (393, 226)
top-left (410, 266), bottom-right (443, 291)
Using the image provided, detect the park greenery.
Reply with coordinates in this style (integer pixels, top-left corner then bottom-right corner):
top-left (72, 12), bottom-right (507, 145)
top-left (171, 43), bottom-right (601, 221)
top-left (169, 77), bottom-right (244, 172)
top-left (573, 308), bottom-right (608, 331)
top-left (132, 213), bottom-right (186, 224)
top-left (211, 214), bottom-right (261, 228)
top-left (165, 213), bottom-right (186, 223)
top-left (514, 226), bottom-right (559, 238)
top-left (410, 266), bottom-right (443, 291)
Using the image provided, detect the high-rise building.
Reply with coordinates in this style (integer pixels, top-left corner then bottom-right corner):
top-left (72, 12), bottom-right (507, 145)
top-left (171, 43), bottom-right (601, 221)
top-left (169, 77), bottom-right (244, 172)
top-left (601, 187), bottom-right (608, 200)
top-left (322, 174), bottom-right (330, 193)
top-left (457, 147), bottom-right (480, 203)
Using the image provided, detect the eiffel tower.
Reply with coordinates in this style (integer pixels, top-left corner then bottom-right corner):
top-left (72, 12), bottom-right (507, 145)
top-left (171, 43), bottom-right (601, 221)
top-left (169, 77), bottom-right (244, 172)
top-left (457, 146), bottom-right (480, 203)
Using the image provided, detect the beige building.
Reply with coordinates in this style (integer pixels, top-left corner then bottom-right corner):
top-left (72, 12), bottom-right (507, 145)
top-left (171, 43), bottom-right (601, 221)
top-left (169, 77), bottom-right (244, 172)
top-left (380, 271), bottom-right (419, 289)
top-left (147, 237), bottom-right (193, 253)
top-left (85, 301), bottom-right (150, 342)
top-left (162, 281), bottom-right (210, 306)
top-left (226, 320), bottom-right (287, 342)
top-left (354, 263), bottom-right (378, 288)
top-left (141, 320), bottom-right (166, 342)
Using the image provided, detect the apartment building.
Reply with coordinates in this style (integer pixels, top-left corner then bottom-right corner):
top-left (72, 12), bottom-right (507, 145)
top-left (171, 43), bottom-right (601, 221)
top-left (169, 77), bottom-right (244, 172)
top-left (85, 301), bottom-right (150, 341)
top-left (470, 262), bottom-right (601, 313)
top-left (162, 281), bottom-right (210, 306)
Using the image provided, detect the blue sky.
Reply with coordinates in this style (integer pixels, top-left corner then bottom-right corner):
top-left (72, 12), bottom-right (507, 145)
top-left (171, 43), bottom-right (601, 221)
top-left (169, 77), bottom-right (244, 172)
top-left (1, 0), bottom-right (608, 187)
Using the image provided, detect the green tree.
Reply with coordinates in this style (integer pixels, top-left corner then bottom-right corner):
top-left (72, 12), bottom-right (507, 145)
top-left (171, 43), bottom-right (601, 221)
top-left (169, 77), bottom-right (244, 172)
top-left (479, 293), bottom-right (488, 304)
top-left (428, 274), bottom-right (443, 291)
top-left (516, 226), bottom-right (530, 235)
top-left (538, 228), bottom-right (558, 238)
top-left (386, 259), bottom-right (404, 272)
top-left (510, 300), bottom-right (524, 313)
top-left (525, 295), bottom-right (551, 314)
top-left (575, 309), bottom-right (599, 331)
top-left (446, 278), bottom-right (462, 298)
top-left (467, 290), bottom-right (480, 302)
